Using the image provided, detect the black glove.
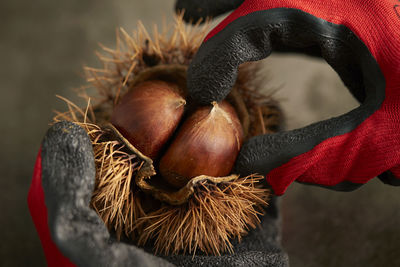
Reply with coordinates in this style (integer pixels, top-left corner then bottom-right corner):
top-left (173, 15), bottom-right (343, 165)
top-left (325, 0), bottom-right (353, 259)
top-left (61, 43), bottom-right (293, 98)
top-left (28, 121), bottom-right (288, 266)
top-left (175, 0), bottom-right (243, 22)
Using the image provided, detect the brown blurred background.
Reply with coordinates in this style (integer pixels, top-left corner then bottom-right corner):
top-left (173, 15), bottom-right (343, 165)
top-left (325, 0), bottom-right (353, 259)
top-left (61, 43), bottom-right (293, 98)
top-left (1, 0), bottom-right (399, 266)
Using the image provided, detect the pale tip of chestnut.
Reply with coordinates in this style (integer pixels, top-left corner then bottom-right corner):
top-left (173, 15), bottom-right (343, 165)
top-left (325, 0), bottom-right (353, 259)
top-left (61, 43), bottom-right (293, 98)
top-left (176, 99), bottom-right (186, 108)
top-left (159, 100), bottom-right (244, 188)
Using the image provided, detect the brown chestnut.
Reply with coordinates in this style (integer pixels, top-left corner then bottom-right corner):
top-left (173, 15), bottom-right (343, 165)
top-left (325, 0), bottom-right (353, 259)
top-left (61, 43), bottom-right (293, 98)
top-left (110, 80), bottom-right (186, 160)
top-left (159, 101), bottom-right (244, 188)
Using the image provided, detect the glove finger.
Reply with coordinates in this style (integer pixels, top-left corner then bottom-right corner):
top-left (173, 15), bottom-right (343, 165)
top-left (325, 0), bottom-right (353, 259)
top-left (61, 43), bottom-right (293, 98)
top-left (378, 165), bottom-right (400, 186)
top-left (235, 105), bottom-right (391, 196)
top-left (294, 164), bottom-right (400, 191)
top-left (175, 0), bottom-right (244, 23)
top-left (188, 8), bottom-right (383, 105)
top-left (41, 121), bottom-right (172, 267)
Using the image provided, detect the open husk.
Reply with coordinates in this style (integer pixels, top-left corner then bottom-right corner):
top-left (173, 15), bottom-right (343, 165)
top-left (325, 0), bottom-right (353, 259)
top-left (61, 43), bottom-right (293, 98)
top-left (53, 14), bottom-right (283, 256)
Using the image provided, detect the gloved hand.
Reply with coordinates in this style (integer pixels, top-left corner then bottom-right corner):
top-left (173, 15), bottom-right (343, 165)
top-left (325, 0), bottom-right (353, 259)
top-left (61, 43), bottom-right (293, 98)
top-left (177, 0), bottom-right (400, 195)
top-left (27, 121), bottom-right (172, 267)
top-left (28, 121), bottom-right (288, 266)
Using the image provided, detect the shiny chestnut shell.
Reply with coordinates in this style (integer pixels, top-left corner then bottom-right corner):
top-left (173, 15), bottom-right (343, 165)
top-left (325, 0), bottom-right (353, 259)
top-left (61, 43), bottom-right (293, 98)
top-left (159, 101), bottom-right (244, 188)
top-left (110, 80), bottom-right (185, 160)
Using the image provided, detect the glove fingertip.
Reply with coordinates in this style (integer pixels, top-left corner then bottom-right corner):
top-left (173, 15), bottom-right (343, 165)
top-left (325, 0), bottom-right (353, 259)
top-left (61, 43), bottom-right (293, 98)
top-left (40, 121), bottom-right (94, 204)
top-left (175, 0), bottom-right (244, 24)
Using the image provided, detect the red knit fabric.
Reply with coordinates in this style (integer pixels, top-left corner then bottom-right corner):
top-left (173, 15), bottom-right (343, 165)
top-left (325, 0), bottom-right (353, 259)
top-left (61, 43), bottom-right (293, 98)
top-left (205, 0), bottom-right (400, 195)
top-left (391, 164), bottom-right (400, 178)
top-left (27, 149), bottom-right (76, 267)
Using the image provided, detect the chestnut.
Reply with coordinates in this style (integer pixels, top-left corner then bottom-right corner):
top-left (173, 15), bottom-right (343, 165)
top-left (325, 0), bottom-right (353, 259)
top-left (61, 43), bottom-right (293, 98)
top-left (110, 80), bottom-right (186, 160)
top-left (159, 101), bottom-right (244, 188)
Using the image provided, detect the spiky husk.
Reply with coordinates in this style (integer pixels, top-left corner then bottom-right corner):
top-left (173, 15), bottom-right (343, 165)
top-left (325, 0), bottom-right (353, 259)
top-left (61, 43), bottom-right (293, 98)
top-left (53, 99), bottom-right (269, 255)
top-left (80, 13), bottom-right (209, 116)
top-left (53, 14), bottom-right (281, 256)
top-left (135, 176), bottom-right (268, 256)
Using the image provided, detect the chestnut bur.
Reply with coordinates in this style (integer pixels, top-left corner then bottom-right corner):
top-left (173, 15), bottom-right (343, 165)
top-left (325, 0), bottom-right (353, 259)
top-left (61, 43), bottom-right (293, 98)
top-left (160, 101), bottom-right (244, 188)
top-left (110, 80), bottom-right (185, 160)
top-left (55, 19), bottom-right (279, 256)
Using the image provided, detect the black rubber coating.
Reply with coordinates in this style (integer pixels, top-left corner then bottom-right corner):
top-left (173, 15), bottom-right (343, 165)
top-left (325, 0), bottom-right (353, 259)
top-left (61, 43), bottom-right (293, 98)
top-left (41, 121), bottom-right (172, 267)
top-left (175, 0), bottom-right (244, 23)
top-left (378, 171), bottom-right (400, 186)
top-left (187, 8), bottom-right (385, 188)
top-left (41, 121), bottom-right (288, 266)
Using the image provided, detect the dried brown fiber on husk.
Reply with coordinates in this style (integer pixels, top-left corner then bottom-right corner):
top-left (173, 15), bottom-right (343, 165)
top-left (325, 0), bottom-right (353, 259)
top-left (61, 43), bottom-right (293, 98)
top-left (53, 14), bottom-right (283, 256)
top-left (53, 98), bottom-right (271, 255)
